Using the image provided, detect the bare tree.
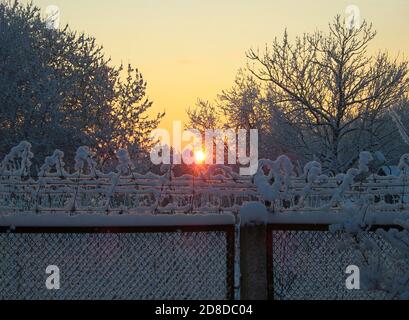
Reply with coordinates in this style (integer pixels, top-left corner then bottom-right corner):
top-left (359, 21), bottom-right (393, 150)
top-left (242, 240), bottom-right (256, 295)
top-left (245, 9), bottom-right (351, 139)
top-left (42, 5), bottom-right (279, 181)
top-left (187, 70), bottom-right (302, 162)
top-left (247, 16), bottom-right (409, 173)
top-left (186, 99), bottom-right (220, 133)
top-left (218, 70), bottom-right (269, 131)
top-left (218, 70), bottom-right (287, 160)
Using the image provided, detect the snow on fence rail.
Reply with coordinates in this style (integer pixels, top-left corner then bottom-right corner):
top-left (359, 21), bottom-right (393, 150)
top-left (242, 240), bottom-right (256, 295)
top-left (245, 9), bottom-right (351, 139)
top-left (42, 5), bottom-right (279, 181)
top-left (0, 142), bottom-right (259, 216)
top-left (2, 142), bottom-right (409, 222)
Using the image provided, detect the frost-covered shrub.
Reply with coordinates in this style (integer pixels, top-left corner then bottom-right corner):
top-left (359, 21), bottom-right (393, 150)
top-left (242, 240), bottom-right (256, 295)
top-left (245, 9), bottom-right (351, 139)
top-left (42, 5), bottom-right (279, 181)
top-left (331, 194), bottom-right (409, 299)
top-left (0, 141), bottom-right (33, 176)
top-left (116, 149), bottom-right (134, 175)
top-left (377, 221), bottom-right (409, 299)
top-left (254, 155), bottom-right (293, 204)
top-left (74, 146), bottom-right (97, 176)
top-left (39, 150), bottom-right (65, 177)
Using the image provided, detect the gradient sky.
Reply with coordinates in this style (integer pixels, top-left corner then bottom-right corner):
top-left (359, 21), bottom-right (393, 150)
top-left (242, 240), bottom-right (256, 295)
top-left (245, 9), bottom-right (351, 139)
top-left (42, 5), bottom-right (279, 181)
top-left (25, 0), bottom-right (409, 131)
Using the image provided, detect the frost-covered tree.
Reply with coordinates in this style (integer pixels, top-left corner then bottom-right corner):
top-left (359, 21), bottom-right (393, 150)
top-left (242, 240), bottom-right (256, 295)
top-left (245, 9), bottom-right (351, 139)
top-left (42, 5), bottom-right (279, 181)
top-left (218, 70), bottom-right (268, 132)
top-left (0, 1), bottom-right (164, 169)
top-left (187, 70), bottom-right (299, 162)
top-left (96, 64), bottom-right (164, 168)
top-left (247, 16), bottom-right (409, 173)
top-left (381, 98), bottom-right (409, 163)
top-left (218, 70), bottom-right (299, 161)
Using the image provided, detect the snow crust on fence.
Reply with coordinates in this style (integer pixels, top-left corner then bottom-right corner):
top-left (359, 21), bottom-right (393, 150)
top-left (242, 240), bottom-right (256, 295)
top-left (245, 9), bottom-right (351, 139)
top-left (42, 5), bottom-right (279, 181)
top-left (239, 202), bottom-right (268, 225)
top-left (3, 141), bottom-right (409, 226)
top-left (267, 210), bottom-right (409, 226)
top-left (0, 141), bottom-right (259, 215)
top-left (239, 201), bottom-right (409, 226)
top-left (0, 212), bottom-right (235, 228)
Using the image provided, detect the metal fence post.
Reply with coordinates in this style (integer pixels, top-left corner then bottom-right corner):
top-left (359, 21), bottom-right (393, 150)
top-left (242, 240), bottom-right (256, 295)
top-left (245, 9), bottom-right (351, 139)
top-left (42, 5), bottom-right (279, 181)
top-left (240, 224), bottom-right (268, 300)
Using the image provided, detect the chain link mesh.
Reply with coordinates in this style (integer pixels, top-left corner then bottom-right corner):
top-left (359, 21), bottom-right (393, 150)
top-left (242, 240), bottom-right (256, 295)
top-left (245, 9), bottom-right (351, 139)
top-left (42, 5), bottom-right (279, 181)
top-left (0, 230), bottom-right (232, 300)
top-left (270, 229), bottom-right (401, 300)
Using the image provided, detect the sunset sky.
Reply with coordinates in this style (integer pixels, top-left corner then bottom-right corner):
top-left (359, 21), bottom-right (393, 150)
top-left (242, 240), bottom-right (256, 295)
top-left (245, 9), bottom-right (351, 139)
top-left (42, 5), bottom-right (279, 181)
top-left (26, 0), bottom-right (409, 132)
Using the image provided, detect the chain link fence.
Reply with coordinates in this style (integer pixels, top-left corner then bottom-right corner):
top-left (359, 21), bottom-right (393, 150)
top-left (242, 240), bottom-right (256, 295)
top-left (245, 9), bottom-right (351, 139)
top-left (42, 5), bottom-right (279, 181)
top-left (3, 222), bottom-right (405, 300)
top-left (0, 226), bottom-right (235, 300)
top-left (268, 225), bottom-right (403, 300)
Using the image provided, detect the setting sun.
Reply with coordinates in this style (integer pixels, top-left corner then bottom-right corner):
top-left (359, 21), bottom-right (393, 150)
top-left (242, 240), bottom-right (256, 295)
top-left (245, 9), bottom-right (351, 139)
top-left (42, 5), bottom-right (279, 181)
top-left (194, 150), bottom-right (206, 164)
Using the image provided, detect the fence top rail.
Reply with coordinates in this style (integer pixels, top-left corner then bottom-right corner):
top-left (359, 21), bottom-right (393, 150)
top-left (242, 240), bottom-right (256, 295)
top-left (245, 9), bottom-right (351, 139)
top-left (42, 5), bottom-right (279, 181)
top-left (267, 223), bottom-right (404, 232)
top-left (0, 212), bottom-right (236, 229)
top-left (0, 224), bottom-right (236, 234)
top-left (267, 209), bottom-right (409, 227)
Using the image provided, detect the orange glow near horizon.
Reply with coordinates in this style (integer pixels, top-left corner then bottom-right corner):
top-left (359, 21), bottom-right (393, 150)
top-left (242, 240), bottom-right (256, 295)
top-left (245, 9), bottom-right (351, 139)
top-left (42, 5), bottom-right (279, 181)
top-left (24, 0), bottom-right (409, 134)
